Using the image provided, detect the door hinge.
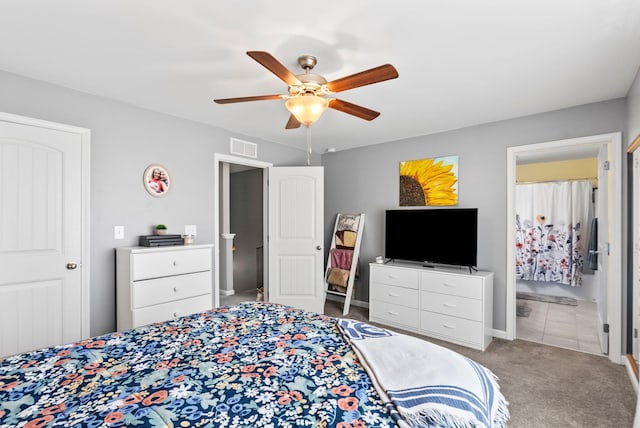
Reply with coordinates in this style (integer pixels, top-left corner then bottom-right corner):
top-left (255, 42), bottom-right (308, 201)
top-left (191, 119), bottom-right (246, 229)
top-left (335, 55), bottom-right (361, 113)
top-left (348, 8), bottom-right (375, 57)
top-left (635, 158), bottom-right (639, 169)
top-left (606, 242), bottom-right (610, 255)
top-left (634, 328), bottom-right (638, 339)
top-left (603, 160), bottom-right (610, 171)
top-left (603, 323), bottom-right (610, 333)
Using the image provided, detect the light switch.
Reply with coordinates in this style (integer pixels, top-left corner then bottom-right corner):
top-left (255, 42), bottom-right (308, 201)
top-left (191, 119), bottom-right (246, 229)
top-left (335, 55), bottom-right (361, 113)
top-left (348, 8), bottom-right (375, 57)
top-left (184, 225), bottom-right (197, 236)
top-left (114, 225), bottom-right (125, 240)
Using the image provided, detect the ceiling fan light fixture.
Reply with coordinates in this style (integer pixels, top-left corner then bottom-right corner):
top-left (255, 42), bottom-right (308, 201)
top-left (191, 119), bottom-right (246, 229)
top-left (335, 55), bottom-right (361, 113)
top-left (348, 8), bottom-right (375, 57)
top-left (285, 95), bottom-right (329, 126)
top-left (214, 51), bottom-right (398, 129)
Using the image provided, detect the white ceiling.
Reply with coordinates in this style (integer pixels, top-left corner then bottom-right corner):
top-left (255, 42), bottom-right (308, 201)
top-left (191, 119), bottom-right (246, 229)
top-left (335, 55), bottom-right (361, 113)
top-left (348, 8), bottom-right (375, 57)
top-left (1, 1), bottom-right (640, 154)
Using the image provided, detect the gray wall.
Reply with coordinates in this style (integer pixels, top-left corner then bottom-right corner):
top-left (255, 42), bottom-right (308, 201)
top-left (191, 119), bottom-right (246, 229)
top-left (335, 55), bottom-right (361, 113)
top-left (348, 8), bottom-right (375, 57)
top-left (0, 70), bottom-right (318, 337)
top-left (0, 66), bottom-right (632, 336)
top-left (230, 168), bottom-right (263, 292)
top-left (321, 98), bottom-right (627, 331)
top-left (628, 69), bottom-right (640, 146)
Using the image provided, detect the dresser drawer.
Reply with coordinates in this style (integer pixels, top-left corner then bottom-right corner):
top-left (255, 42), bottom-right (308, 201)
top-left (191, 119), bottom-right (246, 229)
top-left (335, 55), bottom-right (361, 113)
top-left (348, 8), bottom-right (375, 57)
top-left (421, 272), bottom-right (483, 299)
top-left (132, 271), bottom-right (211, 309)
top-left (420, 311), bottom-right (482, 345)
top-left (421, 291), bottom-right (482, 321)
top-left (371, 266), bottom-right (420, 289)
top-left (132, 248), bottom-right (211, 280)
top-left (370, 300), bottom-right (420, 329)
top-left (132, 294), bottom-right (212, 328)
top-left (371, 283), bottom-right (420, 309)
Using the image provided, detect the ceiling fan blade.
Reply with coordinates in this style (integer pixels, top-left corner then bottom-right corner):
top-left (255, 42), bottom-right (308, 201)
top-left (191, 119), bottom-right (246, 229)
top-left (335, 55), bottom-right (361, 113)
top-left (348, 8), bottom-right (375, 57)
top-left (285, 114), bottom-right (301, 129)
top-left (326, 64), bottom-right (399, 93)
top-left (214, 94), bottom-right (284, 104)
top-left (329, 99), bottom-right (381, 121)
top-left (247, 51), bottom-right (302, 86)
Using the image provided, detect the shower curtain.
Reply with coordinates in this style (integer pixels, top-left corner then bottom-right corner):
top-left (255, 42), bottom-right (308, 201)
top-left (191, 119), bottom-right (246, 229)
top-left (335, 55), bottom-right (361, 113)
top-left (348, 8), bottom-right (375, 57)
top-left (515, 180), bottom-right (593, 286)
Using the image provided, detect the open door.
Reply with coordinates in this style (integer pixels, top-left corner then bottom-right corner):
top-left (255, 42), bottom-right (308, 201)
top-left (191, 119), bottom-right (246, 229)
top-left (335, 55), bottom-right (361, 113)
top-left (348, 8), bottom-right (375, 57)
top-left (630, 140), bottom-right (640, 366)
top-left (596, 145), bottom-right (610, 354)
top-left (267, 166), bottom-right (324, 313)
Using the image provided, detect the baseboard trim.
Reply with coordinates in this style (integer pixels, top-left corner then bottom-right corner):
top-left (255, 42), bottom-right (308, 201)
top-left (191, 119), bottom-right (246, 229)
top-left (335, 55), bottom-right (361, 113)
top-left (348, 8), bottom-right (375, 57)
top-left (491, 329), bottom-right (508, 340)
top-left (220, 289), bottom-right (235, 297)
top-left (625, 354), bottom-right (638, 395)
top-left (325, 294), bottom-right (369, 309)
top-left (598, 312), bottom-right (609, 355)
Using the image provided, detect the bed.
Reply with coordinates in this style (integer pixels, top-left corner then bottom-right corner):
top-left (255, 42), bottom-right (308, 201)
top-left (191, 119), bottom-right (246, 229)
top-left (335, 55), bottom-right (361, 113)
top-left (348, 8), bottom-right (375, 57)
top-left (0, 302), bottom-right (508, 427)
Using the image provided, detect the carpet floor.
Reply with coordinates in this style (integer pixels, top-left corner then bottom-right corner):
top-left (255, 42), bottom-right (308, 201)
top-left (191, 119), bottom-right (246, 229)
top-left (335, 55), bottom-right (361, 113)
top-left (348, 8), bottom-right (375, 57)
top-left (324, 299), bottom-right (637, 428)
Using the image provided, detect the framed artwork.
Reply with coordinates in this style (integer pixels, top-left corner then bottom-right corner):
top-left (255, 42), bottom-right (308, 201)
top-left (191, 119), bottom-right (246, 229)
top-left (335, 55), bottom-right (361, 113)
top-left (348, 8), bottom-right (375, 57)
top-left (399, 155), bottom-right (458, 206)
top-left (143, 164), bottom-right (171, 197)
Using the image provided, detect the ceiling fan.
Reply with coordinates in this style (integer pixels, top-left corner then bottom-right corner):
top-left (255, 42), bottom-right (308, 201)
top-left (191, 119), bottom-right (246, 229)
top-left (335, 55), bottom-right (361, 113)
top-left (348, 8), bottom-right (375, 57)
top-left (214, 51), bottom-right (399, 129)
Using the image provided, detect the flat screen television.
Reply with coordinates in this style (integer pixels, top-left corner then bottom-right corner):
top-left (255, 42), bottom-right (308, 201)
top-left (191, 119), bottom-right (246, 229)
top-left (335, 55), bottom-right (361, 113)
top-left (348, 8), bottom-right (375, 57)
top-left (385, 208), bottom-right (478, 268)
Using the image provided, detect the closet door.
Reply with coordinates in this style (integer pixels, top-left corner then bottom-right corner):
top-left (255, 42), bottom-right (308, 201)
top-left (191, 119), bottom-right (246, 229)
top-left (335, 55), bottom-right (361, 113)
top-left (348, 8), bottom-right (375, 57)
top-left (0, 115), bottom-right (89, 358)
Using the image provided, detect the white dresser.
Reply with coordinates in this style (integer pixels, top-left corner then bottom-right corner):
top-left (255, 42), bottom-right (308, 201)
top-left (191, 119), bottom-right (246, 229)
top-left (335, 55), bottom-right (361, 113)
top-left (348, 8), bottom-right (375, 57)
top-left (116, 244), bottom-right (213, 330)
top-left (369, 262), bottom-right (493, 351)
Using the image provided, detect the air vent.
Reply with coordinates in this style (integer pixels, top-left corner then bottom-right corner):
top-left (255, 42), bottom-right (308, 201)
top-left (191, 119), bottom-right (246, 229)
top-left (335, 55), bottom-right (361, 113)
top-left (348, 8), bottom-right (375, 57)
top-left (230, 138), bottom-right (257, 158)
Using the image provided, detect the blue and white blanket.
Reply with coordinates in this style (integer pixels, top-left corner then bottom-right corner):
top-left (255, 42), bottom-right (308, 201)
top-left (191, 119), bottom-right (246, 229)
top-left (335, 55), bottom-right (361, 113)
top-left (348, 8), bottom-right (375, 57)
top-left (339, 319), bottom-right (509, 428)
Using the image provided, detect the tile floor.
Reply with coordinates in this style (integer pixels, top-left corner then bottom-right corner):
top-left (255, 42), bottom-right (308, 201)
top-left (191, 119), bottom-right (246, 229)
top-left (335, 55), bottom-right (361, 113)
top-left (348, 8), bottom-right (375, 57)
top-left (516, 298), bottom-right (604, 355)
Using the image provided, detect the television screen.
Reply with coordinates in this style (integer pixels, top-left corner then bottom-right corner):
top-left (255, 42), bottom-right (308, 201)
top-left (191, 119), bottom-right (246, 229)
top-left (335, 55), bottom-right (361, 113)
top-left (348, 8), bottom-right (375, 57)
top-left (385, 208), bottom-right (478, 267)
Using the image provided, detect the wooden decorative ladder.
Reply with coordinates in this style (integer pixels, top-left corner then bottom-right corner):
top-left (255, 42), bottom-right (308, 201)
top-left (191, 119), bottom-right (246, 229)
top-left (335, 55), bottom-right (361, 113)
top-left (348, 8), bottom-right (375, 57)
top-left (324, 213), bottom-right (365, 315)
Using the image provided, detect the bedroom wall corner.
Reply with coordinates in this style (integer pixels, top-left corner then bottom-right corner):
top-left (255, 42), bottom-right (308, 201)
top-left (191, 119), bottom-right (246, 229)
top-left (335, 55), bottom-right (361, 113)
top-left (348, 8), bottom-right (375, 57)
top-left (322, 98), bottom-right (627, 332)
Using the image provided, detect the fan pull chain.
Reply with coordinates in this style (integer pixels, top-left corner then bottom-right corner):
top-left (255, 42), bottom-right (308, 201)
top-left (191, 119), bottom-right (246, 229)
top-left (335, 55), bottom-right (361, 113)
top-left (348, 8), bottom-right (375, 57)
top-left (306, 126), bottom-right (312, 166)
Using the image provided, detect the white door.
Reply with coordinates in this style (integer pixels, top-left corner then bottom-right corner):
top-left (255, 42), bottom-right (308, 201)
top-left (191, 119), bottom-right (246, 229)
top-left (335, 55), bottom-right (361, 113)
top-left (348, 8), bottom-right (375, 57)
top-left (633, 150), bottom-right (640, 363)
top-left (267, 166), bottom-right (324, 313)
top-left (596, 145), bottom-right (609, 354)
top-left (0, 114), bottom-right (89, 358)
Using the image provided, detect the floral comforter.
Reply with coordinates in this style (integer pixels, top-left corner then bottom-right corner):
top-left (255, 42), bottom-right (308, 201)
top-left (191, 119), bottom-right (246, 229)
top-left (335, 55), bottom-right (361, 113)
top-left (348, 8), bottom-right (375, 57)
top-left (0, 302), bottom-right (395, 428)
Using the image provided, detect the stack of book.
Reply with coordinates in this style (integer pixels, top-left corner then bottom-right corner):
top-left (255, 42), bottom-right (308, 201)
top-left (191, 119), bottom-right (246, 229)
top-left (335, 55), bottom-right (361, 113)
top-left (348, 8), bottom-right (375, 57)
top-left (139, 234), bottom-right (183, 247)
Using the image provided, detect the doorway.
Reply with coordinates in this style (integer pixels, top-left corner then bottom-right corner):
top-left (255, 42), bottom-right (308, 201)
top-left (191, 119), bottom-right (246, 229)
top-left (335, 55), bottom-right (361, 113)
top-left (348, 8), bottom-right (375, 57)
top-left (213, 154), bottom-right (326, 313)
top-left (224, 164), bottom-right (264, 305)
top-left (506, 133), bottom-right (622, 364)
top-left (213, 153), bottom-right (271, 309)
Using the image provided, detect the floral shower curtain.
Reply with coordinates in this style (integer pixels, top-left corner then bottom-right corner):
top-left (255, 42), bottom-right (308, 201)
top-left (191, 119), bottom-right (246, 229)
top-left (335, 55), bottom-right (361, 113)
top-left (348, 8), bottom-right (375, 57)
top-left (515, 180), bottom-right (593, 286)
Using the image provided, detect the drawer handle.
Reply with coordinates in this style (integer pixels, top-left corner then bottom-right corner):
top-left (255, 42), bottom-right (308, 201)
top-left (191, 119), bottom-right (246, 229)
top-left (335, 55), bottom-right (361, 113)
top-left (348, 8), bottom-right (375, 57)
top-left (443, 303), bottom-right (457, 308)
top-left (172, 260), bottom-right (178, 266)
top-left (173, 286), bottom-right (178, 292)
top-left (388, 292), bottom-right (399, 297)
top-left (387, 310), bottom-right (399, 316)
top-left (443, 282), bottom-right (456, 287)
top-left (442, 323), bottom-right (457, 329)
top-left (388, 275), bottom-right (400, 279)
top-left (173, 312), bottom-right (178, 318)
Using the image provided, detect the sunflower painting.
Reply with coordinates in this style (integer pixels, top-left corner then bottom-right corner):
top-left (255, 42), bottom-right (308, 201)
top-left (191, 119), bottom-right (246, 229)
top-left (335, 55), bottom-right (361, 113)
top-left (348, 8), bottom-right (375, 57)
top-left (399, 155), bottom-right (458, 206)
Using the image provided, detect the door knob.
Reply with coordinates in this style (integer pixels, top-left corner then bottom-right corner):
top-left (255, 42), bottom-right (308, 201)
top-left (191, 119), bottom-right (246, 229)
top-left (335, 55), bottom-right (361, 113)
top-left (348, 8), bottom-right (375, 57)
top-left (316, 245), bottom-right (322, 251)
top-left (66, 262), bottom-right (78, 270)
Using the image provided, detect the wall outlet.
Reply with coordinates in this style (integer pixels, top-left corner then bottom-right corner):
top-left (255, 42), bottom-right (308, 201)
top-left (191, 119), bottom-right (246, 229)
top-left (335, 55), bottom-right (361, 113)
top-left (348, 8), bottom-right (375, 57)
top-left (184, 225), bottom-right (197, 236)
top-left (114, 225), bottom-right (125, 240)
